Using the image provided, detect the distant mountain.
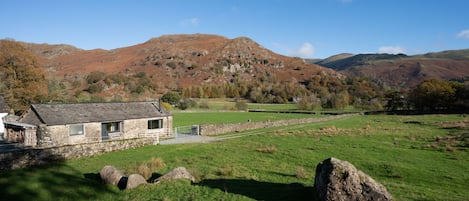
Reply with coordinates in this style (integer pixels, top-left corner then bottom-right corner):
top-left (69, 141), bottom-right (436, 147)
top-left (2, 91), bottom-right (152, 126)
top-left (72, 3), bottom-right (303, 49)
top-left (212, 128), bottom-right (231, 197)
top-left (314, 53), bottom-right (355, 68)
top-left (314, 50), bottom-right (469, 88)
top-left (315, 53), bottom-right (409, 71)
top-left (22, 34), bottom-right (339, 89)
top-left (417, 49), bottom-right (469, 60)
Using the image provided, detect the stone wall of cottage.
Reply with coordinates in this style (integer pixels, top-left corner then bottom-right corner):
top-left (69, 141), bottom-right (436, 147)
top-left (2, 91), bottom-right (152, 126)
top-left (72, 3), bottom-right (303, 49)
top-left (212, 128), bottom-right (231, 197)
top-left (37, 123), bottom-right (102, 147)
top-left (0, 137), bottom-right (154, 170)
top-left (35, 117), bottom-right (175, 148)
top-left (123, 119), bottom-right (147, 139)
top-left (37, 124), bottom-right (53, 147)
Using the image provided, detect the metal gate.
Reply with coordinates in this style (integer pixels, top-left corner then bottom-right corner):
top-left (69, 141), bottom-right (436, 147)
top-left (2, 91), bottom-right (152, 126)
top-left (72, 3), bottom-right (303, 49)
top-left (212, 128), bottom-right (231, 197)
top-left (174, 125), bottom-right (200, 138)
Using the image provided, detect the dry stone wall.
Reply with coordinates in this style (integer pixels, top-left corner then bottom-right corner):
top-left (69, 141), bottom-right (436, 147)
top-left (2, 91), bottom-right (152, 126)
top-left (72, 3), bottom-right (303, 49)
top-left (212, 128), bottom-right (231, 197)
top-left (0, 137), bottom-right (154, 170)
top-left (199, 114), bottom-right (357, 136)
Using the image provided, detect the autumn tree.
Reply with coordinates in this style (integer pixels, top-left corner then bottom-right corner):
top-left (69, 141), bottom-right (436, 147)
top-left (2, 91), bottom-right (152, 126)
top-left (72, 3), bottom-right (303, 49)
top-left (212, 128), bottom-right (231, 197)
top-left (384, 90), bottom-right (406, 111)
top-left (161, 91), bottom-right (181, 105)
top-left (0, 40), bottom-right (48, 114)
top-left (297, 94), bottom-right (321, 110)
top-left (410, 79), bottom-right (456, 111)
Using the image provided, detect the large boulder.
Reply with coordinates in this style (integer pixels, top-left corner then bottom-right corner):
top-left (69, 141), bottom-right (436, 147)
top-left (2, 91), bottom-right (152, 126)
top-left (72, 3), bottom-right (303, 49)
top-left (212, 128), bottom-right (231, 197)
top-left (126, 174), bottom-right (147, 189)
top-left (314, 157), bottom-right (393, 201)
top-left (153, 167), bottom-right (195, 183)
top-left (99, 165), bottom-right (124, 185)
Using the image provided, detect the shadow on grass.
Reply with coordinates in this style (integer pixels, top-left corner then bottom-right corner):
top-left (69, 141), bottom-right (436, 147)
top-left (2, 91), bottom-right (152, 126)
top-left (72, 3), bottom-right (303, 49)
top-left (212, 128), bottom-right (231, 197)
top-left (197, 178), bottom-right (317, 201)
top-left (0, 162), bottom-right (116, 201)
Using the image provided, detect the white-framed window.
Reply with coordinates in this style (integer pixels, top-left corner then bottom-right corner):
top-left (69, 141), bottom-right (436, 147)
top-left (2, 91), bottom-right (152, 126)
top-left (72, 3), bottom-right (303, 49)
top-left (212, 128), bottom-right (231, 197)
top-left (103, 122), bottom-right (121, 133)
top-left (69, 124), bottom-right (84, 136)
top-left (148, 119), bottom-right (163, 129)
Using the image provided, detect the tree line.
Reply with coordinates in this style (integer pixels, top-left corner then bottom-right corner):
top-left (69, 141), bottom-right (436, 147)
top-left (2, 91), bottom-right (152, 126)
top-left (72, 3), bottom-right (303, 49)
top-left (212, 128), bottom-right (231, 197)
top-left (386, 79), bottom-right (469, 112)
top-left (179, 72), bottom-right (385, 111)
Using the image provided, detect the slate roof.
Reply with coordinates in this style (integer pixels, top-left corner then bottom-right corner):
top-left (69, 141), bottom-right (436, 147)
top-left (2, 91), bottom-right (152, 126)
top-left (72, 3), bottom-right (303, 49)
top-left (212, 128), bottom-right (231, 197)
top-left (19, 101), bottom-right (170, 126)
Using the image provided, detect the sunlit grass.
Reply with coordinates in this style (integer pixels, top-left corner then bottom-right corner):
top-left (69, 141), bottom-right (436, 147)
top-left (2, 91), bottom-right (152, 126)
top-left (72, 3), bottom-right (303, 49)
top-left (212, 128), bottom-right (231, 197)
top-left (1, 114), bottom-right (468, 201)
top-left (172, 111), bottom-right (321, 127)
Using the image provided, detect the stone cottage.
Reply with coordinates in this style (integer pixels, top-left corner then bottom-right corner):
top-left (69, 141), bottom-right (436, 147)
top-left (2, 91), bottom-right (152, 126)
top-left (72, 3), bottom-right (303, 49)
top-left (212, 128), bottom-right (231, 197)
top-left (3, 101), bottom-right (172, 147)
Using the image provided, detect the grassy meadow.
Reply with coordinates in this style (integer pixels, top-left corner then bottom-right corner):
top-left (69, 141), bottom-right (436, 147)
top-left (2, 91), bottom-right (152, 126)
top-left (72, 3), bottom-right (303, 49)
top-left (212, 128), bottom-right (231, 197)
top-left (172, 111), bottom-right (320, 127)
top-left (1, 114), bottom-right (468, 201)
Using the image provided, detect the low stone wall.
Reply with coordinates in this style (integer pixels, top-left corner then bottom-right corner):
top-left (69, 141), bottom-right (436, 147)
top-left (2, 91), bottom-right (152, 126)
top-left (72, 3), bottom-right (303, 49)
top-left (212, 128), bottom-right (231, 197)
top-left (0, 137), bottom-right (154, 170)
top-left (199, 114), bottom-right (358, 136)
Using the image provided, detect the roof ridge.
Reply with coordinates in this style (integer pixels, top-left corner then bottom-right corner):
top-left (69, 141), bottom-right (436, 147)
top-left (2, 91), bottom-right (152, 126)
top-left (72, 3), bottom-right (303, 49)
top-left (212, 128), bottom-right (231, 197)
top-left (30, 105), bottom-right (47, 124)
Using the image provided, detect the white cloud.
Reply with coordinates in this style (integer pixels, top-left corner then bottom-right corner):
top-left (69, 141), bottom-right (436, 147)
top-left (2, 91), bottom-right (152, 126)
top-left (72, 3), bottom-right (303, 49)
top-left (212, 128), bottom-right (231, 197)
top-left (378, 46), bottom-right (406, 54)
top-left (180, 18), bottom-right (200, 27)
top-left (457, 29), bottom-right (469, 40)
top-left (291, 42), bottom-right (316, 58)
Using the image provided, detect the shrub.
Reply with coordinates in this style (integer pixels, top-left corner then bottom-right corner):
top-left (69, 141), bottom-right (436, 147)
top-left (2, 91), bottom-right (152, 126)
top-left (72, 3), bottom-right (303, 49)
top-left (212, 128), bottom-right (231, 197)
top-left (217, 166), bottom-right (234, 177)
top-left (86, 71), bottom-right (106, 84)
top-left (235, 100), bottom-right (248, 111)
top-left (137, 163), bottom-right (152, 180)
top-left (297, 95), bottom-right (321, 111)
top-left (161, 91), bottom-right (181, 105)
top-left (149, 157), bottom-right (166, 171)
top-left (199, 101), bottom-right (210, 109)
top-left (178, 101), bottom-right (189, 110)
top-left (295, 167), bottom-right (308, 179)
top-left (86, 83), bottom-right (104, 94)
top-left (133, 71), bottom-right (147, 78)
top-left (177, 99), bottom-right (197, 110)
top-left (166, 62), bottom-right (177, 69)
top-left (256, 145), bottom-right (277, 154)
top-left (161, 102), bottom-right (172, 110)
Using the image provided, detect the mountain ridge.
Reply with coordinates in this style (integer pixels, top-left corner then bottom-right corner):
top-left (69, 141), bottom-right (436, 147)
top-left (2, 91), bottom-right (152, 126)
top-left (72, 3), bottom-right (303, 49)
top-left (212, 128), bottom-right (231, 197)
top-left (11, 34), bottom-right (469, 91)
top-left (313, 49), bottom-right (469, 88)
top-left (18, 34), bottom-right (340, 90)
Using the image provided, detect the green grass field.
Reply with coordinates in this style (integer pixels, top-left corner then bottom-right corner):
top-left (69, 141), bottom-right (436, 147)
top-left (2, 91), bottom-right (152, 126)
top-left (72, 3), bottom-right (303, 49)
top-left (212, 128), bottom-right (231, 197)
top-left (172, 111), bottom-right (320, 127)
top-left (1, 114), bottom-right (468, 201)
top-left (175, 98), bottom-right (298, 111)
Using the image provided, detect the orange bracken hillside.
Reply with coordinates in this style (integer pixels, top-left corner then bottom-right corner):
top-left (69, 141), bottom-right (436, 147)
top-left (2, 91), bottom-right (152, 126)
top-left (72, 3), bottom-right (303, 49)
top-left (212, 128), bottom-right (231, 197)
top-left (22, 34), bottom-right (340, 89)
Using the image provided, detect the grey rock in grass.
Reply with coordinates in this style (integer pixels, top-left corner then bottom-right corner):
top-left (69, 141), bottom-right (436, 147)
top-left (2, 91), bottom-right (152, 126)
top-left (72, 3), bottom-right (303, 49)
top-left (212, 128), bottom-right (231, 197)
top-left (126, 174), bottom-right (147, 189)
top-left (314, 157), bottom-right (393, 201)
top-left (153, 167), bottom-right (195, 183)
top-left (99, 165), bottom-right (124, 185)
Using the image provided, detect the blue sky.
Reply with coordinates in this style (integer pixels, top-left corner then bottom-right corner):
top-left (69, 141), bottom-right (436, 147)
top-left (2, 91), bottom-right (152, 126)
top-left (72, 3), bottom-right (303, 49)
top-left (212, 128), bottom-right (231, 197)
top-left (1, 0), bottom-right (469, 58)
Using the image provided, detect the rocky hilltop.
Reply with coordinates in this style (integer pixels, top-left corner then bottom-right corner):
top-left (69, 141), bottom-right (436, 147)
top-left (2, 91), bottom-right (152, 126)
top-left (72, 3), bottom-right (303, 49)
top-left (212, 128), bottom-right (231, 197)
top-left (23, 34), bottom-right (339, 89)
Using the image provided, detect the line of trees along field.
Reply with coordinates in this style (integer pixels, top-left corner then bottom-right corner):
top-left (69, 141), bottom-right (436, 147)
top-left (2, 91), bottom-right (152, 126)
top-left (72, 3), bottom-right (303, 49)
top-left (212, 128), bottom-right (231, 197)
top-left (1, 40), bottom-right (468, 114)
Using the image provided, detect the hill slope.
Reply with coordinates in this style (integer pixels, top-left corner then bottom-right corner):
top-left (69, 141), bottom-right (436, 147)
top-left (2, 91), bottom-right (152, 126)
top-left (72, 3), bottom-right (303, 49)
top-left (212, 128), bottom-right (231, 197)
top-left (315, 50), bottom-right (469, 88)
top-left (22, 34), bottom-right (339, 89)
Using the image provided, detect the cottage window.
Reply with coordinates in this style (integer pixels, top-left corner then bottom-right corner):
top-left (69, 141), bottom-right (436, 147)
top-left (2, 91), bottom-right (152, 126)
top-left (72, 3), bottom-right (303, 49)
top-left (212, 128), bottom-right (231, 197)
top-left (69, 124), bottom-right (84, 135)
top-left (103, 122), bottom-right (121, 133)
top-left (148, 119), bottom-right (163, 129)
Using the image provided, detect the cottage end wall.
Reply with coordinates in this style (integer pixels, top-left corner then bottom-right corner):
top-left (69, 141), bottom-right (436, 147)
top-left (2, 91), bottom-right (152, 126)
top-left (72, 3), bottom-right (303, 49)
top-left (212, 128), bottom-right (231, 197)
top-left (165, 116), bottom-right (173, 137)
